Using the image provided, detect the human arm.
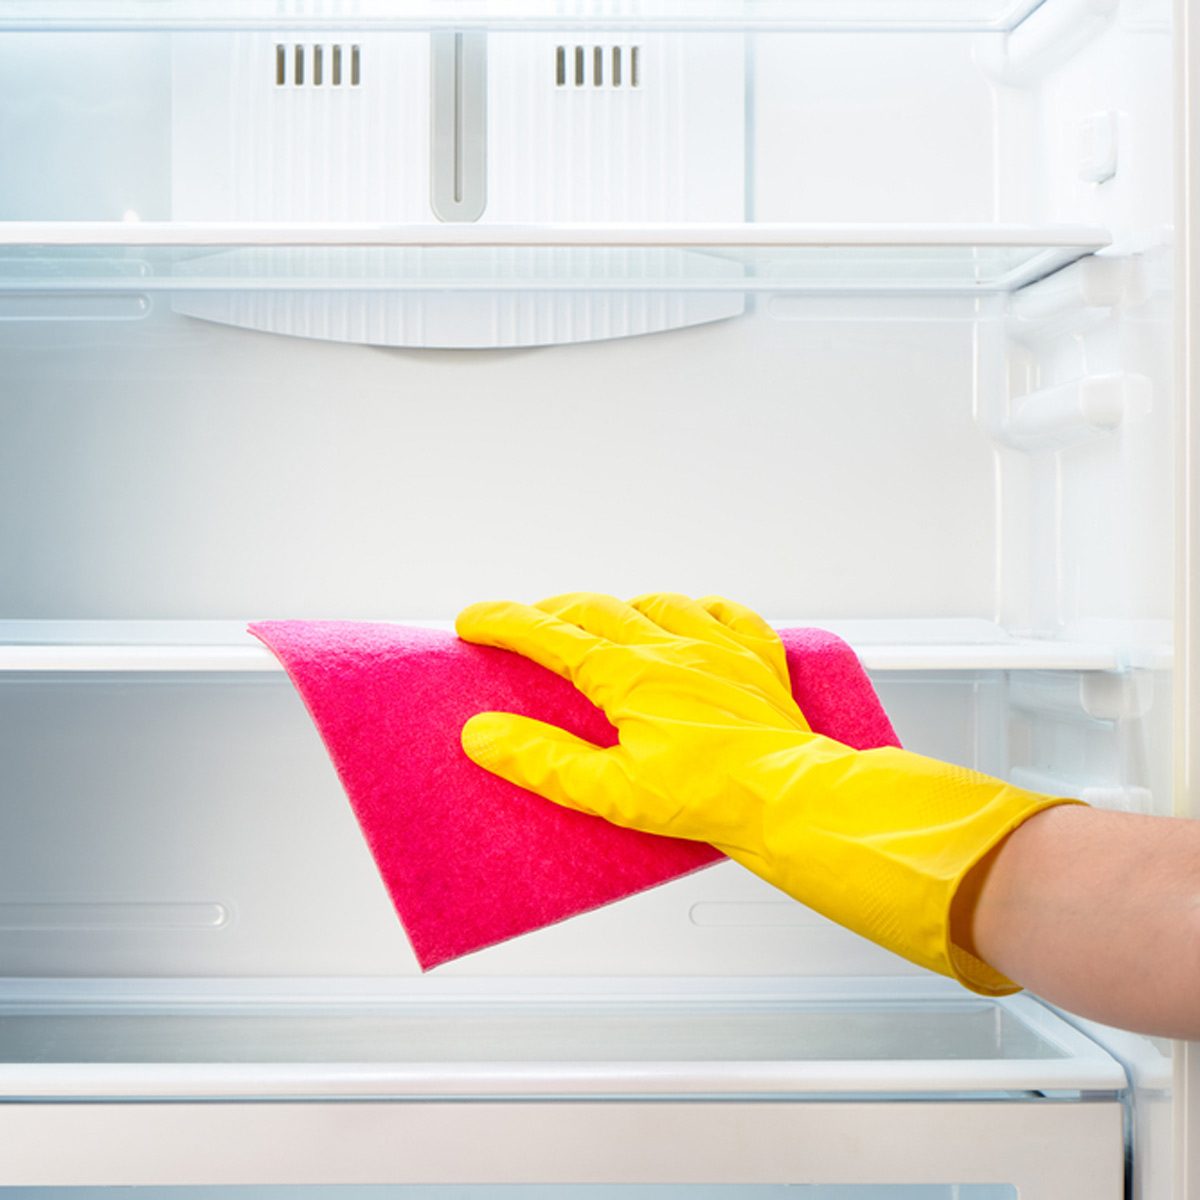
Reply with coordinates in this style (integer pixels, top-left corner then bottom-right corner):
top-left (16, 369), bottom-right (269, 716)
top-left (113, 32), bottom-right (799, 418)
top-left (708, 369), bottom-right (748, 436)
top-left (955, 803), bottom-right (1200, 1037)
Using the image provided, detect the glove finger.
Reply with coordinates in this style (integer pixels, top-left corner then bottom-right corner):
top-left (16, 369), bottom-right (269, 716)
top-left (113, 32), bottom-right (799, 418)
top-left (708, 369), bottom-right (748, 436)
top-left (628, 592), bottom-right (756, 657)
top-left (461, 711), bottom-right (630, 824)
top-left (697, 594), bottom-right (792, 691)
top-left (534, 592), bottom-right (668, 646)
top-left (631, 592), bottom-right (808, 731)
top-left (456, 600), bottom-right (607, 690)
top-left (696, 594), bottom-right (778, 644)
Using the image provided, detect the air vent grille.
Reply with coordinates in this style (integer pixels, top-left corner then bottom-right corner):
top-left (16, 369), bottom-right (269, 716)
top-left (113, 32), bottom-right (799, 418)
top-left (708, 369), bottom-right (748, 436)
top-left (275, 42), bottom-right (361, 87)
top-left (555, 44), bottom-right (640, 88)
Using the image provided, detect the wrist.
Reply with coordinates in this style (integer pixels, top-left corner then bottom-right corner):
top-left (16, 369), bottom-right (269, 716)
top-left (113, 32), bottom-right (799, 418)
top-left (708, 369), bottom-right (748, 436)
top-left (949, 802), bottom-right (1090, 992)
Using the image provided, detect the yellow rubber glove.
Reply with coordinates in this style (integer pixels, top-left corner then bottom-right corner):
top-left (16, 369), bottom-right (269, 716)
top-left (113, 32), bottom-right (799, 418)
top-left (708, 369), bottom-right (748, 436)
top-left (456, 591), bottom-right (1081, 995)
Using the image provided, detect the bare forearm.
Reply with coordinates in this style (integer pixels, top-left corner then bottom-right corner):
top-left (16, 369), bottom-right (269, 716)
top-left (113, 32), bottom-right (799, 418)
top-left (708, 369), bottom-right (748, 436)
top-left (956, 805), bottom-right (1200, 1037)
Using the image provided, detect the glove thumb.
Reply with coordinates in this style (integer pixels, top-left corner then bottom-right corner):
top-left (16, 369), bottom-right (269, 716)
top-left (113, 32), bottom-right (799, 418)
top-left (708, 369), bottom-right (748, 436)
top-left (460, 711), bottom-right (625, 820)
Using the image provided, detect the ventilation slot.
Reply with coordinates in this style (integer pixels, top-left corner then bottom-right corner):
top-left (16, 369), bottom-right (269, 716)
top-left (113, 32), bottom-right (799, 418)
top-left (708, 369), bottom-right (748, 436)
top-left (275, 43), bottom-right (361, 87)
top-left (555, 44), bottom-right (641, 88)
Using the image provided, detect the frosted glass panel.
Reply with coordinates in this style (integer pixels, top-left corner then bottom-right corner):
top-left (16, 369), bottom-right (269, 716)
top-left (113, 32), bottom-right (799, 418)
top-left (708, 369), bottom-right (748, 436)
top-left (0, 0), bottom-right (1045, 32)
top-left (0, 1000), bottom-right (1059, 1065)
top-left (0, 234), bottom-right (1105, 294)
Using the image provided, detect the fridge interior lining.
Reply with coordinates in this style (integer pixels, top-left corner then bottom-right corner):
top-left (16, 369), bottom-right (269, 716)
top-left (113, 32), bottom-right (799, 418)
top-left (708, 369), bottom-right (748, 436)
top-left (0, 6), bottom-right (1173, 1187)
top-left (0, 664), bottom-right (1164, 979)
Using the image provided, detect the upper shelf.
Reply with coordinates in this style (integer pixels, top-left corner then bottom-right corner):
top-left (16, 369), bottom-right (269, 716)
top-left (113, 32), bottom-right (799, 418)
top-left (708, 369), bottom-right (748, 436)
top-left (0, 223), bottom-right (1110, 294)
top-left (0, 0), bottom-right (1050, 34)
top-left (0, 619), bottom-right (1132, 673)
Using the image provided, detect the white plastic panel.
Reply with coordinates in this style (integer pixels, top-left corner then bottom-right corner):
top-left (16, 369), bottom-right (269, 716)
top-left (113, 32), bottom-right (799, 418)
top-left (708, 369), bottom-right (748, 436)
top-left (170, 35), bottom-right (431, 225)
top-left (169, 30), bottom-right (745, 344)
top-left (162, 251), bottom-right (748, 348)
top-left (752, 34), bottom-right (1001, 225)
top-left (0, 1099), bottom-right (1124, 1195)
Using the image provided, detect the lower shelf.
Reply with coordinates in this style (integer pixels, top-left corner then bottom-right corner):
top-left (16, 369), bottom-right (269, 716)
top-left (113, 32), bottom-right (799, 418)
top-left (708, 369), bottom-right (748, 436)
top-left (0, 977), bottom-right (1125, 1100)
top-left (0, 979), bottom-right (1128, 1195)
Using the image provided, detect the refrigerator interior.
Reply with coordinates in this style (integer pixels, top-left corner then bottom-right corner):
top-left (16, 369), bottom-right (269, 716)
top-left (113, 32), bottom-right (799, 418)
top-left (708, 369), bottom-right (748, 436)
top-left (0, 0), bottom-right (1180, 1194)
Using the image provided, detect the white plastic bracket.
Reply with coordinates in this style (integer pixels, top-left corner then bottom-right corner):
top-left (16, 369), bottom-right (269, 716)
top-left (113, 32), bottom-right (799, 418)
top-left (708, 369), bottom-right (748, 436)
top-left (1008, 255), bottom-right (1128, 324)
top-left (1078, 110), bottom-right (1120, 184)
top-left (1002, 371), bottom-right (1151, 448)
top-left (975, 0), bottom-right (1120, 86)
top-left (1008, 669), bottom-right (1154, 722)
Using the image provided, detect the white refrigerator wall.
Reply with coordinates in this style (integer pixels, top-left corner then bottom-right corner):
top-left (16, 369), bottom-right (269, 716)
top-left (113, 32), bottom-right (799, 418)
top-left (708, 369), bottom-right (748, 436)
top-left (0, 15), bottom-right (1174, 967)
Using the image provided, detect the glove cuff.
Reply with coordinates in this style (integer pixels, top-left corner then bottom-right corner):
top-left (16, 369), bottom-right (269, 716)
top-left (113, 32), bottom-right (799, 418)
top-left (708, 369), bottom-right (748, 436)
top-left (942, 792), bottom-right (1086, 995)
top-left (737, 740), bottom-right (1086, 996)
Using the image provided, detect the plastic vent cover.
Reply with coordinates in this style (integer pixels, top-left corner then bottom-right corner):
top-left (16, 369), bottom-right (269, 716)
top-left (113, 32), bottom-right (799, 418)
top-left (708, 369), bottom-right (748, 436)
top-left (170, 31), bottom-right (745, 347)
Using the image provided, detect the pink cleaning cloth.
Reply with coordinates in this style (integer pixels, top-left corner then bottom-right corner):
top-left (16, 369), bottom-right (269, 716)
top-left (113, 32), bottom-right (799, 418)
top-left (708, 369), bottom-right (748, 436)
top-left (249, 620), bottom-right (901, 970)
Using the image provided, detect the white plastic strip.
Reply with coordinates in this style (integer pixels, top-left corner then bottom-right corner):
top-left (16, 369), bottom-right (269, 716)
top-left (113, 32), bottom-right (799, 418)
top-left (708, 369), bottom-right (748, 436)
top-left (0, 1055), bottom-right (1124, 1098)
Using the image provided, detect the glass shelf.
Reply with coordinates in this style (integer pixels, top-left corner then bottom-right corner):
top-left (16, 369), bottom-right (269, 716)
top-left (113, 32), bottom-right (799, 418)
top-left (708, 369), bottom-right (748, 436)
top-left (0, 0), bottom-right (1050, 34)
top-left (0, 224), bottom-right (1109, 295)
top-left (0, 978), bottom-right (1124, 1100)
top-left (0, 619), bottom-right (1131, 672)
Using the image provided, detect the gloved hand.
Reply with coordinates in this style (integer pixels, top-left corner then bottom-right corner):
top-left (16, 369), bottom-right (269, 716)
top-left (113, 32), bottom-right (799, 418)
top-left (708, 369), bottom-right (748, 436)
top-left (456, 591), bottom-right (1080, 995)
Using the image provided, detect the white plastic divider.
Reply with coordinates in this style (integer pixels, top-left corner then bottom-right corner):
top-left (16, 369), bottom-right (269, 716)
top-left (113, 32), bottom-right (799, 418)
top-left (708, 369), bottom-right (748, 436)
top-left (0, 619), bottom-right (1128, 673)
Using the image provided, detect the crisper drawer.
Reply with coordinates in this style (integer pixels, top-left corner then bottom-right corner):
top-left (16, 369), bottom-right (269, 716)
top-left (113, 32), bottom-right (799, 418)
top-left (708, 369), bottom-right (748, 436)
top-left (0, 979), bottom-right (1126, 1196)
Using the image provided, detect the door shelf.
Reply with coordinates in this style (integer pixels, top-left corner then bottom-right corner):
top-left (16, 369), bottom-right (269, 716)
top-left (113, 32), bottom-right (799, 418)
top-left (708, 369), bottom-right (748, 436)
top-left (0, 619), bottom-right (1135, 674)
top-left (0, 224), bottom-right (1110, 295)
top-left (0, 0), bottom-right (1050, 34)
